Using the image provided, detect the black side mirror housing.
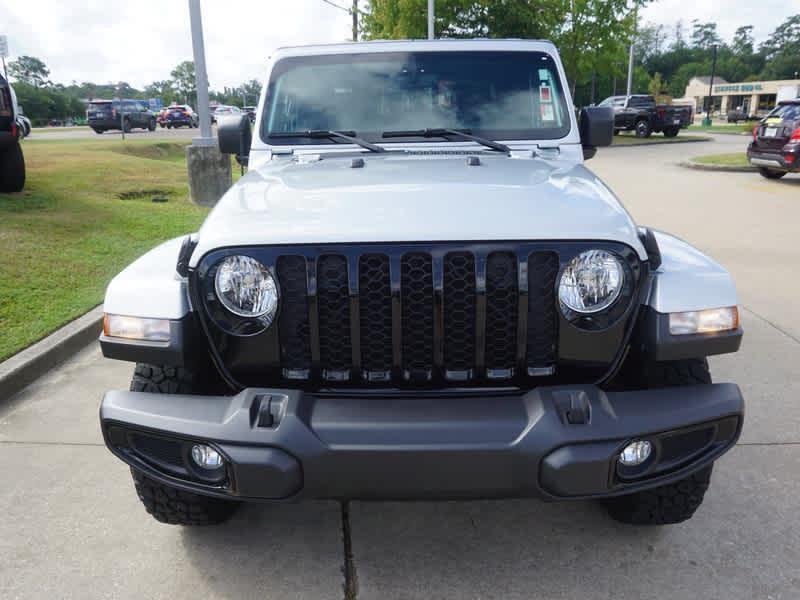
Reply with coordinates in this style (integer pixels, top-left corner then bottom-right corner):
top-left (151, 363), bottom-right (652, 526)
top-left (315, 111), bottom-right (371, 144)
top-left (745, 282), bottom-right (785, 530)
top-left (579, 106), bottom-right (614, 160)
top-left (218, 114), bottom-right (252, 166)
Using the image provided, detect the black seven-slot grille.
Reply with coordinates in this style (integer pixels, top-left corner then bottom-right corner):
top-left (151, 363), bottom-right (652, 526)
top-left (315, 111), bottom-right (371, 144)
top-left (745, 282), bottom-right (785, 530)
top-left (271, 246), bottom-right (560, 384)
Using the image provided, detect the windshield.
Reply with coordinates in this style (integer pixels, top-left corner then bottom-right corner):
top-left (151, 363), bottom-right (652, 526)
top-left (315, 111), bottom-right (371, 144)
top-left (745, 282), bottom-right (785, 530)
top-left (263, 51), bottom-right (570, 145)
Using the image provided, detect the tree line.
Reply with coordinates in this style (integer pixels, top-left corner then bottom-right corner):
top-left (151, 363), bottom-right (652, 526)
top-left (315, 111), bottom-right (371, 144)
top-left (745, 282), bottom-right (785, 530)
top-left (7, 57), bottom-right (262, 126)
top-left (361, 2), bottom-right (799, 105)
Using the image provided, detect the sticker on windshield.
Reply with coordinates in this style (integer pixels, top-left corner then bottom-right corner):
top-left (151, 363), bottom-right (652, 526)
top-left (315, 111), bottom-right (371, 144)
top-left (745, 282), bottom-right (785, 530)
top-left (541, 103), bottom-right (555, 121)
top-left (540, 85), bottom-right (552, 103)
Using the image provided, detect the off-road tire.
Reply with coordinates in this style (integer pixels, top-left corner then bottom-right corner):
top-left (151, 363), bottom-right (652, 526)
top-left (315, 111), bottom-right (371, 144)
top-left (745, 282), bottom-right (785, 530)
top-left (129, 362), bottom-right (228, 395)
top-left (635, 119), bottom-right (652, 138)
top-left (0, 142), bottom-right (25, 192)
top-left (604, 358), bottom-right (714, 524)
top-left (131, 468), bottom-right (239, 525)
top-left (92, 127), bottom-right (104, 134)
top-left (148, 118), bottom-right (156, 131)
top-left (758, 167), bottom-right (786, 180)
top-left (604, 465), bottom-right (713, 525)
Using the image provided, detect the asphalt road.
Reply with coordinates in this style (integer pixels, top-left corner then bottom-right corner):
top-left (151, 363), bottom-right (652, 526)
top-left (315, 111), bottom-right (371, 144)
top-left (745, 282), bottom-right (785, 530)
top-left (28, 125), bottom-right (198, 140)
top-left (2, 133), bottom-right (800, 600)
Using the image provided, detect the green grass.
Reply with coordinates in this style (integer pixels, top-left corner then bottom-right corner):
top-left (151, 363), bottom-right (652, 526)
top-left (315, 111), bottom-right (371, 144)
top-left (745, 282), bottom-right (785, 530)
top-left (692, 123), bottom-right (755, 135)
top-left (612, 133), bottom-right (711, 145)
top-left (0, 137), bottom-right (209, 361)
top-left (692, 152), bottom-right (750, 167)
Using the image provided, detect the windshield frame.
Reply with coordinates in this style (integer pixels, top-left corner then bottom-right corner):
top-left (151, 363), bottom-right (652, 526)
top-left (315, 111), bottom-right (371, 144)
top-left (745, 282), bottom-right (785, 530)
top-left (259, 49), bottom-right (573, 148)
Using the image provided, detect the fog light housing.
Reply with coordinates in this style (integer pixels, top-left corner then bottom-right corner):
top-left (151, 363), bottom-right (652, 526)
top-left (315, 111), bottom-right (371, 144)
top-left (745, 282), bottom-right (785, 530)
top-left (191, 444), bottom-right (224, 469)
top-left (619, 440), bottom-right (653, 467)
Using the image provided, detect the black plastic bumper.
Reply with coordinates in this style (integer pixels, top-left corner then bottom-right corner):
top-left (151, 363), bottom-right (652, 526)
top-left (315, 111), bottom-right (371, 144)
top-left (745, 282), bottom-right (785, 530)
top-left (100, 383), bottom-right (743, 502)
top-left (747, 146), bottom-right (799, 172)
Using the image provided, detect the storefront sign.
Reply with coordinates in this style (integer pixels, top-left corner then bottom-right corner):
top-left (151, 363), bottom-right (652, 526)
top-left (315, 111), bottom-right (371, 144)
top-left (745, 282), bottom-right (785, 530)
top-left (715, 84), bottom-right (764, 93)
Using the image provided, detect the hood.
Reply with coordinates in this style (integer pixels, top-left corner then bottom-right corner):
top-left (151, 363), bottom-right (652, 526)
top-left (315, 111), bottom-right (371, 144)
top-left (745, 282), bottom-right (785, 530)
top-left (190, 153), bottom-right (646, 266)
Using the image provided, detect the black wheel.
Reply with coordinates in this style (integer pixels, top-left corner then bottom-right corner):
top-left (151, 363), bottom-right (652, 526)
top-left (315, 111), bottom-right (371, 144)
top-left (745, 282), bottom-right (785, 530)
top-left (159, 122), bottom-right (165, 128)
top-left (635, 119), bottom-right (652, 138)
top-left (92, 127), bottom-right (104, 134)
top-left (758, 167), bottom-right (786, 180)
top-left (166, 123), bottom-right (172, 129)
top-left (604, 465), bottom-right (713, 525)
top-left (148, 118), bottom-right (156, 132)
top-left (663, 126), bottom-right (679, 138)
top-left (604, 358), bottom-right (714, 525)
top-left (613, 129), bottom-right (620, 136)
top-left (0, 142), bottom-right (25, 192)
top-left (131, 468), bottom-right (239, 525)
top-left (122, 119), bottom-right (132, 133)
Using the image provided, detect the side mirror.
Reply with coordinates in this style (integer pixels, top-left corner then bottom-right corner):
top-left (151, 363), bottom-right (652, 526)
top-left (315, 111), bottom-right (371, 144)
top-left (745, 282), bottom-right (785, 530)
top-left (579, 106), bottom-right (614, 160)
top-left (218, 114), bottom-right (252, 166)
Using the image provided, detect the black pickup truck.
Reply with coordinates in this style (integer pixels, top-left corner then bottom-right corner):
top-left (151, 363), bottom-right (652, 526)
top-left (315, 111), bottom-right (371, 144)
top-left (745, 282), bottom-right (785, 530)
top-left (599, 95), bottom-right (693, 138)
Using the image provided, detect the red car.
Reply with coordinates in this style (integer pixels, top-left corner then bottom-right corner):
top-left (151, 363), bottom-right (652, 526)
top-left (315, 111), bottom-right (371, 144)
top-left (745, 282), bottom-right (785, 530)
top-left (747, 100), bottom-right (800, 179)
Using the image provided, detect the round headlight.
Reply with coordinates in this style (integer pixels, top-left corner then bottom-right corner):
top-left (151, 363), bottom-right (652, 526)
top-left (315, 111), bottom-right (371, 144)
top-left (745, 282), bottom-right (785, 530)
top-left (558, 250), bottom-right (624, 314)
top-left (214, 255), bottom-right (279, 323)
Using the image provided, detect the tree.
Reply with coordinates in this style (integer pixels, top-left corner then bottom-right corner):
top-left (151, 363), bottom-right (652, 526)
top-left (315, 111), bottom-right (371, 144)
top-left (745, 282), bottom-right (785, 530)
top-left (240, 79), bottom-right (263, 104)
top-left (731, 25), bottom-right (754, 57)
top-left (171, 61), bottom-right (197, 104)
top-left (759, 14), bottom-right (800, 79)
top-left (144, 80), bottom-right (176, 102)
top-left (648, 72), bottom-right (664, 97)
top-left (690, 20), bottom-right (721, 50)
top-left (8, 56), bottom-right (50, 87)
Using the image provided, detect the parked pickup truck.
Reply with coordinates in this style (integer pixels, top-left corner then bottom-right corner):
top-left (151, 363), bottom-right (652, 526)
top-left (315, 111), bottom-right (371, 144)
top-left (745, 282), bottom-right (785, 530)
top-left (98, 39), bottom-right (744, 529)
top-left (599, 94), bottom-right (692, 138)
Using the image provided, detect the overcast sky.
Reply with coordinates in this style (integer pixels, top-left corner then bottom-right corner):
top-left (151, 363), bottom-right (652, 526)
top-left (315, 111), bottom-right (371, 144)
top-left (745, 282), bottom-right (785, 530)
top-left (0, 0), bottom-right (796, 90)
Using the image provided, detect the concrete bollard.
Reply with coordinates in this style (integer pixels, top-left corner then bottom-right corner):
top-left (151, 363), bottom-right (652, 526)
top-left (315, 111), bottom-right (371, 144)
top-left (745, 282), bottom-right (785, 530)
top-left (186, 142), bottom-right (232, 207)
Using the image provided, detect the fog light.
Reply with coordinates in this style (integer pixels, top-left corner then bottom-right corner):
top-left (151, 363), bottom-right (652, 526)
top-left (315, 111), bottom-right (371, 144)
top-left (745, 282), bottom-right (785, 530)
top-left (619, 440), bottom-right (652, 467)
top-left (191, 444), bottom-right (224, 469)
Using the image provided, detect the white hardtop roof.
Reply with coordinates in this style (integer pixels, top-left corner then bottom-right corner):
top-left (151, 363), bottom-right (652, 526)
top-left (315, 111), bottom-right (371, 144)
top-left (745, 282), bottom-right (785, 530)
top-left (270, 38), bottom-right (558, 59)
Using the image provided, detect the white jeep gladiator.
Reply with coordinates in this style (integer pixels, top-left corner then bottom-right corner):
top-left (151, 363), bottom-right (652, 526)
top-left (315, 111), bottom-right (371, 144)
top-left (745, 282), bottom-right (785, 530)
top-left (99, 39), bottom-right (743, 527)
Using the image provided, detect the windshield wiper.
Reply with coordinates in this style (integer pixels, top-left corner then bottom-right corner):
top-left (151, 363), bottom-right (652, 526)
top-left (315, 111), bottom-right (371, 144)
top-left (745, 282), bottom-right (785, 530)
top-left (269, 130), bottom-right (386, 153)
top-left (382, 128), bottom-right (511, 154)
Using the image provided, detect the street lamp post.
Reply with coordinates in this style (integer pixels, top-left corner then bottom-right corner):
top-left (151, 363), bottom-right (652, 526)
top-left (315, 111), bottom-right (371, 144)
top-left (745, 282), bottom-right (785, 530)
top-left (702, 44), bottom-right (718, 127)
top-left (185, 0), bottom-right (232, 207)
top-left (428, 0), bottom-right (434, 40)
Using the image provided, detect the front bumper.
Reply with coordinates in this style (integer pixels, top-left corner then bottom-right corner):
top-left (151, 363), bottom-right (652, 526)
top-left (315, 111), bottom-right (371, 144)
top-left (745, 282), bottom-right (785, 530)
top-left (100, 383), bottom-right (743, 502)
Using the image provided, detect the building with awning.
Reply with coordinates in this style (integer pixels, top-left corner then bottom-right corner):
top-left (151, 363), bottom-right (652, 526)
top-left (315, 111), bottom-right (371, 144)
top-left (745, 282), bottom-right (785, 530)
top-left (680, 76), bottom-right (800, 116)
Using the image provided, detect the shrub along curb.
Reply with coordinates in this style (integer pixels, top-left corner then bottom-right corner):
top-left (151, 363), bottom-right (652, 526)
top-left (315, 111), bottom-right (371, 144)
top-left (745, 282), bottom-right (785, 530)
top-left (680, 160), bottom-right (756, 173)
top-left (0, 306), bottom-right (104, 403)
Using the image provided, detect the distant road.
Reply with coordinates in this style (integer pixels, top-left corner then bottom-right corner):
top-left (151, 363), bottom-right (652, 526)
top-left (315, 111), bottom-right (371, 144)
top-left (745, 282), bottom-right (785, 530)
top-left (27, 126), bottom-right (200, 141)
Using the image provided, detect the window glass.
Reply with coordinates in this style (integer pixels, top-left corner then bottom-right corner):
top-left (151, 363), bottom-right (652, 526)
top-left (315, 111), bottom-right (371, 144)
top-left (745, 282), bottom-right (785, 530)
top-left (264, 51), bottom-right (571, 143)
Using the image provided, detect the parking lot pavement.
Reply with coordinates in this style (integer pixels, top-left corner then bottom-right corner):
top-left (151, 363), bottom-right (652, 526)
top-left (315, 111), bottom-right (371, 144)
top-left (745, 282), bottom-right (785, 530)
top-left (2, 132), bottom-right (799, 600)
top-left (27, 126), bottom-right (197, 141)
top-left (0, 346), bottom-right (345, 600)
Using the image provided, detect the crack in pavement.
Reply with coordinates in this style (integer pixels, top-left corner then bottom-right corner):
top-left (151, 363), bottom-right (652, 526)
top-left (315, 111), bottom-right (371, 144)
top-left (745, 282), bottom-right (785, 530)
top-left (0, 440), bottom-right (104, 447)
top-left (741, 305), bottom-right (800, 346)
top-left (340, 501), bottom-right (358, 600)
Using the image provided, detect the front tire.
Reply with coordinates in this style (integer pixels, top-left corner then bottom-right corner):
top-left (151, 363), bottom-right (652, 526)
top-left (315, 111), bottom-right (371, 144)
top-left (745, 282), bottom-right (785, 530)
top-left (128, 363), bottom-right (237, 525)
top-left (604, 358), bottom-right (715, 525)
top-left (148, 118), bottom-right (156, 131)
top-left (635, 119), bottom-right (652, 138)
top-left (0, 142), bottom-right (25, 193)
top-left (131, 468), bottom-right (239, 525)
top-left (758, 167), bottom-right (786, 180)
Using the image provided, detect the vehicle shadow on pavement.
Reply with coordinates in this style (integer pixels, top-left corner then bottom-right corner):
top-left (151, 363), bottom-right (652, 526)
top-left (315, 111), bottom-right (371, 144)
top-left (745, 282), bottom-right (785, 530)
top-left (179, 501), bottom-right (344, 599)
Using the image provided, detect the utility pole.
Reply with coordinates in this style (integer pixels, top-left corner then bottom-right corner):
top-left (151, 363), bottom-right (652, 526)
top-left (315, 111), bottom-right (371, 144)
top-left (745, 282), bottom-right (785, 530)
top-left (185, 0), bottom-right (231, 207)
top-left (428, 0), bottom-right (434, 39)
top-left (188, 0), bottom-right (212, 142)
top-left (352, 0), bottom-right (358, 42)
top-left (626, 44), bottom-right (634, 97)
top-left (703, 44), bottom-right (718, 126)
